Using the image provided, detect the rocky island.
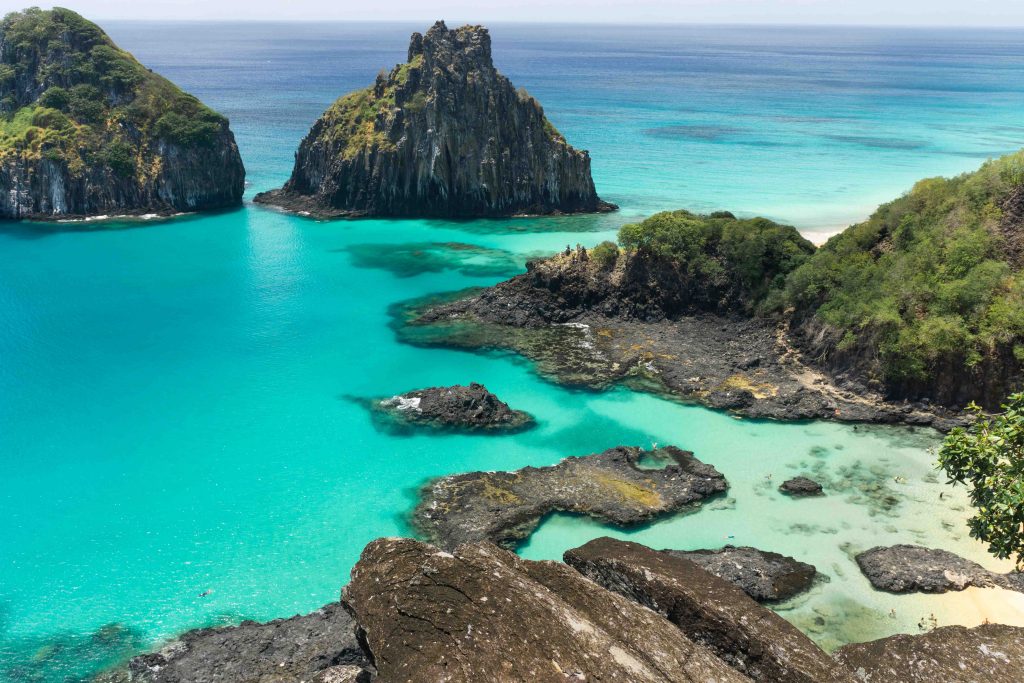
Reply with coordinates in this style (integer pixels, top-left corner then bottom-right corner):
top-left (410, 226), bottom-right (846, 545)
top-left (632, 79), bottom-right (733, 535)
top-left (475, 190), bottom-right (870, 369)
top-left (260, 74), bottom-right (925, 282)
top-left (407, 150), bottom-right (1024, 424)
top-left (0, 8), bottom-right (244, 220)
top-left (254, 21), bottom-right (615, 218)
top-left (373, 382), bottom-right (534, 432)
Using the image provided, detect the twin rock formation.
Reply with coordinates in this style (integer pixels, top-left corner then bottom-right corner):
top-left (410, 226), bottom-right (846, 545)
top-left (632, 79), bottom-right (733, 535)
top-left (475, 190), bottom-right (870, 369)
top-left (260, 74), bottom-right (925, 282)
top-left (255, 21), bottom-right (614, 218)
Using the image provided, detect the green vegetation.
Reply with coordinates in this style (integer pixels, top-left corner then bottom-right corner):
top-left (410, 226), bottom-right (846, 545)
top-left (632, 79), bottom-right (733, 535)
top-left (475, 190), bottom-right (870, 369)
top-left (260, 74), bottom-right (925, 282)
top-left (781, 151), bottom-right (1024, 398)
top-left (0, 7), bottom-right (229, 176)
top-left (591, 240), bottom-right (620, 268)
top-left (938, 393), bottom-right (1024, 567)
top-left (616, 209), bottom-right (815, 309)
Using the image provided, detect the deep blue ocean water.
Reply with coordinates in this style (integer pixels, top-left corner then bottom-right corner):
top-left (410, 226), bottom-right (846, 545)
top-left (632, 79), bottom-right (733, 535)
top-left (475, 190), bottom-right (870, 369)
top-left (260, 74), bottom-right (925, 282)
top-left (2, 22), bottom-right (1024, 681)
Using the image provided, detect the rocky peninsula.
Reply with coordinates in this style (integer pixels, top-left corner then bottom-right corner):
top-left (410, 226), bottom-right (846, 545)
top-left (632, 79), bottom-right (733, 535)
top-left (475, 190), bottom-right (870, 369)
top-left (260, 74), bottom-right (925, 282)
top-left (413, 445), bottom-right (727, 549)
top-left (254, 21), bottom-right (615, 218)
top-left (0, 8), bottom-right (244, 220)
top-left (105, 535), bottom-right (1024, 683)
top-left (855, 544), bottom-right (1024, 595)
top-left (373, 382), bottom-right (533, 432)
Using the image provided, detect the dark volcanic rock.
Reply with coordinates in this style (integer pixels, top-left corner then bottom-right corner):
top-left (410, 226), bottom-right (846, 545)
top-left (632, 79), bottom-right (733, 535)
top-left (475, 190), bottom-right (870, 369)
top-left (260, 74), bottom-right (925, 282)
top-left (375, 382), bottom-right (533, 432)
top-left (408, 248), bottom-right (966, 428)
top-left (414, 445), bottom-right (728, 549)
top-left (855, 544), bottom-right (1024, 594)
top-left (564, 537), bottom-right (852, 683)
top-left (779, 476), bottom-right (824, 497)
top-left (341, 537), bottom-right (749, 682)
top-left (116, 603), bottom-right (371, 683)
top-left (835, 623), bottom-right (1024, 682)
top-left (664, 545), bottom-right (818, 602)
top-left (254, 21), bottom-right (614, 218)
top-left (0, 9), bottom-right (244, 220)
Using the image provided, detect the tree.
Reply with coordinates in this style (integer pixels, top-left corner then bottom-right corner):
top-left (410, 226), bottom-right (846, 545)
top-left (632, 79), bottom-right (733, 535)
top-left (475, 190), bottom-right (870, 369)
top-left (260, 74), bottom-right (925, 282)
top-left (938, 393), bottom-right (1024, 568)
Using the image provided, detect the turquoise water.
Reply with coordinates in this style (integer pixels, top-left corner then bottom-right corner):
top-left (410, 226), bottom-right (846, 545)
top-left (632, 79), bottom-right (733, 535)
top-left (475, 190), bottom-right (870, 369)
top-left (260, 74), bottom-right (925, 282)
top-left (2, 23), bottom-right (1024, 682)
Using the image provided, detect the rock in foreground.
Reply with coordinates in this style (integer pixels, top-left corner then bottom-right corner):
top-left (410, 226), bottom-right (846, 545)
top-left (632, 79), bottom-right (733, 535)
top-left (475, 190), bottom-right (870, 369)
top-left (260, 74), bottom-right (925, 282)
top-left (779, 476), bottom-right (824, 497)
top-left (414, 445), bottom-right (727, 548)
top-left (835, 623), bottom-right (1024, 682)
top-left (115, 603), bottom-right (371, 682)
top-left (565, 537), bottom-right (852, 683)
top-left (375, 382), bottom-right (533, 432)
top-left (342, 537), bottom-right (748, 682)
top-left (855, 544), bottom-right (1024, 594)
top-left (665, 545), bottom-right (818, 602)
top-left (0, 8), bottom-right (244, 219)
top-left (255, 21), bottom-right (614, 218)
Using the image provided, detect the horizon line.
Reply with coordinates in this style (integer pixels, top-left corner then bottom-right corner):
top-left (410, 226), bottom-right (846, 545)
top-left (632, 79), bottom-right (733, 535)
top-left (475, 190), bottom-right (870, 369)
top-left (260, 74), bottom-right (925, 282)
top-left (84, 18), bottom-right (1024, 30)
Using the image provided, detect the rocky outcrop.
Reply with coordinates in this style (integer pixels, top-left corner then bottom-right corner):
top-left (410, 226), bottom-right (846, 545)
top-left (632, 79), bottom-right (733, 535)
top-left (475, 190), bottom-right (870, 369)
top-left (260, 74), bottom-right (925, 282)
top-left (834, 623), bottom-right (1024, 682)
top-left (342, 537), bottom-right (749, 682)
top-left (374, 382), bottom-right (533, 432)
top-left (254, 21), bottom-right (614, 218)
top-left (413, 445), bottom-right (727, 549)
top-left (406, 248), bottom-right (965, 427)
top-left (855, 544), bottom-right (1024, 594)
top-left (779, 476), bottom-right (824, 497)
top-left (564, 537), bottom-right (853, 683)
top-left (0, 8), bottom-right (244, 220)
top-left (664, 545), bottom-right (818, 602)
top-left (111, 602), bottom-right (371, 683)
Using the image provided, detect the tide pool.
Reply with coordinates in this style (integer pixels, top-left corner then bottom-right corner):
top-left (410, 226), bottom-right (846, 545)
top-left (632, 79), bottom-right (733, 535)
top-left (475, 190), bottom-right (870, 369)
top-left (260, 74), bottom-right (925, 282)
top-left (2, 22), bottom-right (1024, 682)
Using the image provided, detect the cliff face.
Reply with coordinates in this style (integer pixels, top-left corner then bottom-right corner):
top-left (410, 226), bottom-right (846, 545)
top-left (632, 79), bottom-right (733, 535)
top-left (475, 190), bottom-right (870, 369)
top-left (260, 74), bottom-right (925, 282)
top-left (256, 21), bottom-right (615, 218)
top-left (0, 8), bottom-right (244, 219)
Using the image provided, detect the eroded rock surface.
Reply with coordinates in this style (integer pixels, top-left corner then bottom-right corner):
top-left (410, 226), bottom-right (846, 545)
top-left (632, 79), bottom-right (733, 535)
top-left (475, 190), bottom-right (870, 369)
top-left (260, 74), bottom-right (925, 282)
top-left (779, 476), bottom-right (824, 497)
top-left (375, 382), bottom-right (533, 432)
top-left (665, 545), bottom-right (818, 602)
top-left (114, 603), bottom-right (371, 683)
top-left (414, 445), bottom-right (727, 548)
top-left (835, 623), bottom-right (1024, 682)
top-left (564, 537), bottom-right (852, 683)
top-left (342, 537), bottom-right (749, 682)
top-left (255, 21), bottom-right (614, 218)
top-left (855, 544), bottom-right (1024, 594)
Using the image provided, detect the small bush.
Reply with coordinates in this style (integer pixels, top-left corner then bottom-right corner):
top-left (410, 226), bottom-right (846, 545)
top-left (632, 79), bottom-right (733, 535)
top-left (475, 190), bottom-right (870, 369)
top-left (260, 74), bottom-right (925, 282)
top-left (591, 240), bottom-right (619, 268)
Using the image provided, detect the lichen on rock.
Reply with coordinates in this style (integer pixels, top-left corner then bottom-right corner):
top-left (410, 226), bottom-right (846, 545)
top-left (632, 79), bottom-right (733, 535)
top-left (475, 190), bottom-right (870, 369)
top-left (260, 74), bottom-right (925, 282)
top-left (255, 21), bottom-right (615, 218)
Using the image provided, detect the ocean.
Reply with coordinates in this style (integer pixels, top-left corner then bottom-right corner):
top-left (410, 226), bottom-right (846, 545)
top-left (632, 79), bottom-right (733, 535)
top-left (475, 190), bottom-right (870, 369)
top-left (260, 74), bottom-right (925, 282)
top-left (2, 22), bottom-right (1024, 681)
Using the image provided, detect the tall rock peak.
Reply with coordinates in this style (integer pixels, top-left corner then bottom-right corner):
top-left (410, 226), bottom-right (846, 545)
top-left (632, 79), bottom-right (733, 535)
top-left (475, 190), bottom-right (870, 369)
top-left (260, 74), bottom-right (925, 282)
top-left (255, 21), bottom-right (615, 218)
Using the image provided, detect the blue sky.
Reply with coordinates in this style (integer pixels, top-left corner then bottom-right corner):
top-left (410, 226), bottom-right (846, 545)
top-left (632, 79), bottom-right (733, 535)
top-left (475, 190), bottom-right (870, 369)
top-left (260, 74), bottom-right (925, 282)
top-left (9, 0), bottom-right (1023, 25)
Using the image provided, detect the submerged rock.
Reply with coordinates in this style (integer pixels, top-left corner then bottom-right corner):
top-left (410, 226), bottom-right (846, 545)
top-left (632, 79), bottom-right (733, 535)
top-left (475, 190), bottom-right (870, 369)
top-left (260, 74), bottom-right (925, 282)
top-left (414, 445), bottom-right (728, 549)
top-left (255, 21), bottom-right (615, 218)
top-left (834, 623), bottom-right (1024, 682)
top-left (564, 537), bottom-right (852, 682)
top-left (0, 8), bottom-right (244, 219)
top-left (664, 545), bottom-right (818, 602)
top-left (342, 537), bottom-right (748, 682)
top-left (113, 603), bottom-right (371, 683)
top-left (855, 544), bottom-right (1024, 594)
top-left (375, 382), bottom-right (534, 432)
top-left (779, 476), bottom-right (824, 497)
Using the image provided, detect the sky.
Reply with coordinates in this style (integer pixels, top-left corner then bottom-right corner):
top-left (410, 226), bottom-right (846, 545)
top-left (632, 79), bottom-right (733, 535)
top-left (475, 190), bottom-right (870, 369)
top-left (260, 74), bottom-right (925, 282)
top-left (5, 0), bottom-right (1023, 25)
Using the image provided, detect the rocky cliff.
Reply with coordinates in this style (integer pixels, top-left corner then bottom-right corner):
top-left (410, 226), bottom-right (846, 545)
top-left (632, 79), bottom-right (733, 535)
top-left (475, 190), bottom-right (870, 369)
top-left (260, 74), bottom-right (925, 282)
top-left (0, 8), bottom-right (244, 220)
top-left (255, 21), bottom-right (615, 218)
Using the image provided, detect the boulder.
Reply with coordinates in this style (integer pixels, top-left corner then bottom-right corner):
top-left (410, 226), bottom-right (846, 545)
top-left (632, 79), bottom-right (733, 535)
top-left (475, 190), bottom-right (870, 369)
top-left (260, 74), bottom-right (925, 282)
top-left (664, 545), bottom-right (818, 602)
top-left (855, 544), bottom-right (1024, 594)
top-left (564, 537), bottom-right (852, 683)
top-left (341, 537), bottom-right (749, 682)
top-left (414, 445), bottom-right (727, 548)
top-left (779, 477), bottom-right (824, 497)
top-left (835, 623), bottom-right (1024, 682)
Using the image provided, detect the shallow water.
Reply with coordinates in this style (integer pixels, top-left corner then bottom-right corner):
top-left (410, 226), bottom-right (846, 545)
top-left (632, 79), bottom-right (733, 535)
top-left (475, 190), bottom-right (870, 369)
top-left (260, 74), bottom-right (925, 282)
top-left (2, 22), bottom-right (1024, 682)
